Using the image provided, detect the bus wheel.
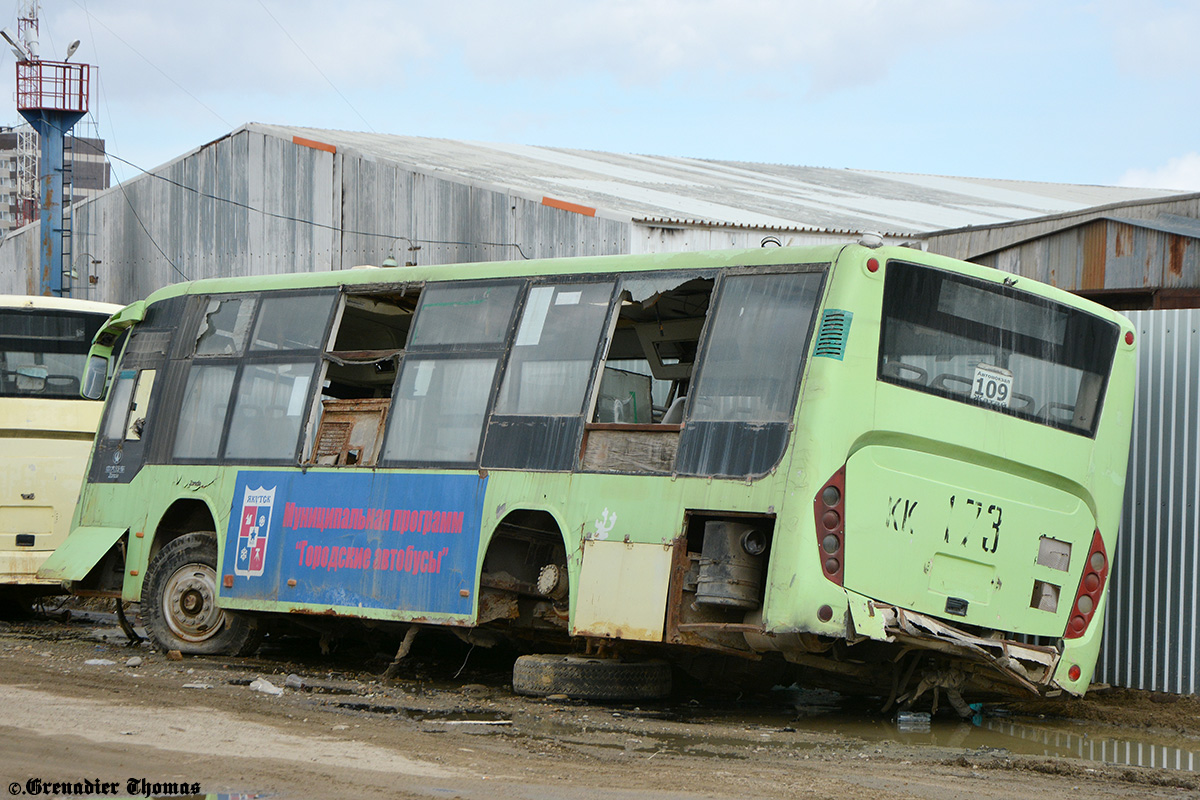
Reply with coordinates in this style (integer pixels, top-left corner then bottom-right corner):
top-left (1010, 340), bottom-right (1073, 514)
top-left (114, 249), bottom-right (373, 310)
top-left (512, 654), bottom-right (671, 701)
top-left (142, 532), bottom-right (261, 656)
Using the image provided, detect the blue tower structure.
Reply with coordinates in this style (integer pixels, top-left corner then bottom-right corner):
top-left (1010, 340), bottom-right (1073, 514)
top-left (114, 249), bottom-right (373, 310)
top-left (16, 58), bottom-right (90, 297)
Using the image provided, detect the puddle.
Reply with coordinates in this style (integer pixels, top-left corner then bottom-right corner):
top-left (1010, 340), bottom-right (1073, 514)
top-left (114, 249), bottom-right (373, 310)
top-left (975, 716), bottom-right (1200, 771)
top-left (758, 683), bottom-right (1200, 772)
top-left (334, 701), bottom-right (402, 714)
top-left (515, 687), bottom-right (1200, 772)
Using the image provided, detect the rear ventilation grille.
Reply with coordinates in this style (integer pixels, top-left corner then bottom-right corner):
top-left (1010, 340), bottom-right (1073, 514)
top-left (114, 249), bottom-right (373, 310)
top-left (813, 309), bottom-right (852, 360)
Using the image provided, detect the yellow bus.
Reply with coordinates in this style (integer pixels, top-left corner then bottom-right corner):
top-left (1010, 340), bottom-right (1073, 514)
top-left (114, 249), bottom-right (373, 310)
top-left (45, 244), bottom-right (1135, 706)
top-left (1, 295), bottom-right (120, 607)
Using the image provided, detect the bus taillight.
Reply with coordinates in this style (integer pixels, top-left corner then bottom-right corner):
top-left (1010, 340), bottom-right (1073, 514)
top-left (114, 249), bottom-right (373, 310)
top-left (814, 467), bottom-right (846, 586)
top-left (1065, 529), bottom-right (1108, 639)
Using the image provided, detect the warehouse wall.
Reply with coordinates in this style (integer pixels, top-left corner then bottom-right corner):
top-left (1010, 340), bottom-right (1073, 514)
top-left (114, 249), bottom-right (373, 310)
top-left (1097, 308), bottom-right (1200, 694)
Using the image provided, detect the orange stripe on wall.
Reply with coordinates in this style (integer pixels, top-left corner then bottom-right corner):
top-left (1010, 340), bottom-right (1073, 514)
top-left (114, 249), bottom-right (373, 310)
top-left (541, 196), bottom-right (596, 217)
top-left (292, 135), bottom-right (337, 154)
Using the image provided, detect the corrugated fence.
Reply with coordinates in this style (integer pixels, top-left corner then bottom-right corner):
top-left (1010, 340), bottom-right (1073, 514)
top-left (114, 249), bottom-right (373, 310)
top-left (1097, 308), bottom-right (1200, 693)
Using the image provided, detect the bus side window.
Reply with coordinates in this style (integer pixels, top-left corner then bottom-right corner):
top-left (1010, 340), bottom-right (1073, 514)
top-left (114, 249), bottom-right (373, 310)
top-left (102, 371), bottom-right (137, 441)
top-left (309, 291), bottom-right (418, 466)
top-left (580, 275), bottom-right (714, 475)
top-left (125, 370), bottom-right (155, 440)
top-left (101, 368), bottom-right (157, 443)
top-left (480, 281), bottom-right (616, 472)
top-left (383, 281), bottom-right (521, 467)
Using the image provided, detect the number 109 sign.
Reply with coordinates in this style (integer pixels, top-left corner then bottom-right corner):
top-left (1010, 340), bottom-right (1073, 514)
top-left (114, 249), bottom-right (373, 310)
top-left (972, 363), bottom-right (1013, 407)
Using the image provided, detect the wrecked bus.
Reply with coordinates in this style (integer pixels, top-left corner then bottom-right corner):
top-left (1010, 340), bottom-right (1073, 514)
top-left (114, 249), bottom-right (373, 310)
top-left (40, 243), bottom-right (1135, 705)
top-left (1, 295), bottom-right (120, 603)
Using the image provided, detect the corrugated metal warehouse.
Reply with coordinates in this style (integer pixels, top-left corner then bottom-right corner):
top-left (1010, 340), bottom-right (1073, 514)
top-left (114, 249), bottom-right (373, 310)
top-left (0, 121), bottom-right (1178, 303)
top-left (927, 193), bottom-right (1200, 309)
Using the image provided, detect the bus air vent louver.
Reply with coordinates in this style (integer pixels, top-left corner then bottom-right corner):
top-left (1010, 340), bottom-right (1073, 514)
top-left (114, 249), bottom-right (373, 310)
top-left (813, 309), bottom-right (852, 360)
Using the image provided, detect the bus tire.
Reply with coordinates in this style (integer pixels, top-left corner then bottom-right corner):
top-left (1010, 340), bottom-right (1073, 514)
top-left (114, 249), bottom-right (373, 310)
top-left (512, 654), bottom-right (671, 701)
top-left (142, 531), bottom-right (261, 657)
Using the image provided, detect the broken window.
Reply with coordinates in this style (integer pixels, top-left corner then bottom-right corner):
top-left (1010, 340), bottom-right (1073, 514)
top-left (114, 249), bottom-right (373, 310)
top-left (579, 274), bottom-right (715, 474)
top-left (171, 291), bottom-right (336, 464)
top-left (308, 290), bottom-right (420, 466)
top-left (194, 297), bottom-right (254, 356)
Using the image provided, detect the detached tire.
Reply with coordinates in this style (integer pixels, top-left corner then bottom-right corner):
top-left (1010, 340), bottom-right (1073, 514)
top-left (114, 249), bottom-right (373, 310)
top-left (142, 531), bottom-right (260, 656)
top-left (513, 654), bottom-right (671, 701)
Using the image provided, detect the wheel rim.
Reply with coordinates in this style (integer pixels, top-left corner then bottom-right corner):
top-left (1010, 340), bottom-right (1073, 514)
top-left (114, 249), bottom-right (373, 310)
top-left (161, 562), bottom-right (226, 643)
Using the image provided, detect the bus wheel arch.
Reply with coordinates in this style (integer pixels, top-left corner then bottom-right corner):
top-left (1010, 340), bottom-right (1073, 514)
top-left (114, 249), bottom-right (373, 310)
top-left (478, 509), bottom-right (571, 632)
top-left (148, 498), bottom-right (221, 563)
top-left (141, 530), bottom-right (261, 656)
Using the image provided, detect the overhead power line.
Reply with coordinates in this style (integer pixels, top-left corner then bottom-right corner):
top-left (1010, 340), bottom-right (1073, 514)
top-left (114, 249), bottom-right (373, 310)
top-left (93, 147), bottom-right (531, 261)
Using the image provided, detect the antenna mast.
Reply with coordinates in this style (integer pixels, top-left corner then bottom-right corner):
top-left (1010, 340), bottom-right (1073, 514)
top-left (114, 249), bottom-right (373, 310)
top-left (11, 0), bottom-right (91, 296)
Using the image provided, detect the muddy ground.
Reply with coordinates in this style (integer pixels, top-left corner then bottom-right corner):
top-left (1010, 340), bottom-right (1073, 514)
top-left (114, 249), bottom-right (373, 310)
top-left (1, 606), bottom-right (1199, 800)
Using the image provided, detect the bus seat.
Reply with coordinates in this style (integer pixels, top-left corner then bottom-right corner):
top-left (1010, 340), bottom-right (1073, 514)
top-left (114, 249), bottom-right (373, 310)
top-left (661, 395), bottom-right (686, 424)
top-left (881, 361), bottom-right (928, 385)
top-left (45, 375), bottom-right (80, 394)
top-left (1037, 402), bottom-right (1075, 423)
top-left (930, 373), bottom-right (972, 395)
top-left (1009, 392), bottom-right (1035, 413)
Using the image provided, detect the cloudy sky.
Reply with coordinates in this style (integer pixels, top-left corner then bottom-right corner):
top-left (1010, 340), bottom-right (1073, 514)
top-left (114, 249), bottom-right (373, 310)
top-left (3, 0), bottom-right (1198, 190)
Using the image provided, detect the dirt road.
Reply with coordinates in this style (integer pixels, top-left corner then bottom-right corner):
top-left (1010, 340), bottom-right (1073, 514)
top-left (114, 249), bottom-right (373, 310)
top-left (1, 611), bottom-right (1197, 800)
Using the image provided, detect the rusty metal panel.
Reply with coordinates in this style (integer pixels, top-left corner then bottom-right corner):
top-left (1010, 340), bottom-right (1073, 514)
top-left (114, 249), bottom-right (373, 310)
top-left (1097, 308), bottom-right (1200, 694)
top-left (1162, 232), bottom-right (1198, 289)
top-left (1103, 220), bottom-right (1154, 290)
top-left (1081, 221), bottom-right (1107, 291)
top-left (573, 538), bottom-right (672, 642)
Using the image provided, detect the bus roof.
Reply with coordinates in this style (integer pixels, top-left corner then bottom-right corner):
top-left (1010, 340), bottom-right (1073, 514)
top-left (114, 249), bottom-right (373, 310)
top-left (132, 244), bottom-right (1132, 332)
top-left (0, 295), bottom-right (123, 315)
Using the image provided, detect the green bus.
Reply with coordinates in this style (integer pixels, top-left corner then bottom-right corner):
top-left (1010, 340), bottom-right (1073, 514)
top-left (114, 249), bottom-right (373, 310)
top-left (41, 243), bottom-right (1135, 705)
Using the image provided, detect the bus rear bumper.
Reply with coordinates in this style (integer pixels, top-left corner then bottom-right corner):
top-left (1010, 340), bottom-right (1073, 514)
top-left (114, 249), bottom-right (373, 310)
top-left (0, 551), bottom-right (59, 586)
top-left (867, 601), bottom-right (1061, 695)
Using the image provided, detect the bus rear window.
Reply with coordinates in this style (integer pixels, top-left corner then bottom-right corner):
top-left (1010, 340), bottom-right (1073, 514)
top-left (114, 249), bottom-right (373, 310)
top-left (879, 261), bottom-right (1119, 437)
top-left (0, 309), bottom-right (105, 398)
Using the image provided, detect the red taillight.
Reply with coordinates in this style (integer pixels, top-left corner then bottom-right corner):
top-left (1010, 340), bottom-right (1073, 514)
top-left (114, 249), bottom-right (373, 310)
top-left (815, 467), bottom-right (846, 586)
top-left (1064, 529), bottom-right (1108, 639)
top-left (1068, 664), bottom-right (1081, 682)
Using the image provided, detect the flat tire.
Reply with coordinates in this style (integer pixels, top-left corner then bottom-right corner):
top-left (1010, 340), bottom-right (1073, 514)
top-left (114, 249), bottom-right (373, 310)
top-left (512, 654), bottom-right (671, 701)
top-left (141, 531), bottom-right (260, 656)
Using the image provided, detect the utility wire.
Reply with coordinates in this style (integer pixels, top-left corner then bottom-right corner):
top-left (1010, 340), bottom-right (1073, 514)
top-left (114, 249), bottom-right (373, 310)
top-left (74, 4), bottom-right (189, 282)
top-left (68, 0), bottom-right (233, 129)
top-left (96, 147), bottom-right (530, 259)
top-left (254, 0), bottom-right (376, 134)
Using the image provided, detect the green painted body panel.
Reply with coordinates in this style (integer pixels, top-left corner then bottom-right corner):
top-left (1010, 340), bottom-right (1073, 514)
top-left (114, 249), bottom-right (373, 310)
top-left (36, 525), bottom-right (126, 582)
top-left (843, 444), bottom-right (1092, 636)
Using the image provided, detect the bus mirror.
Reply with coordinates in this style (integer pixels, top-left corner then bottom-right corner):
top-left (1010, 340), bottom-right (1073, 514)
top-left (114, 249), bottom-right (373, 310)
top-left (82, 355), bottom-right (109, 400)
top-left (15, 366), bottom-right (47, 393)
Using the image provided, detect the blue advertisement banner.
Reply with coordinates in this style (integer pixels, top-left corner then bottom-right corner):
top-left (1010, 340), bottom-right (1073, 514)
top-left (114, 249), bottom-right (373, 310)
top-left (220, 470), bottom-right (488, 617)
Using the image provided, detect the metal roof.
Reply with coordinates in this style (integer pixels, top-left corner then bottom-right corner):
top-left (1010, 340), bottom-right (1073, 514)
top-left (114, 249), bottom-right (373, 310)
top-left (1107, 213), bottom-right (1200, 238)
top-left (251, 123), bottom-right (1181, 237)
